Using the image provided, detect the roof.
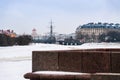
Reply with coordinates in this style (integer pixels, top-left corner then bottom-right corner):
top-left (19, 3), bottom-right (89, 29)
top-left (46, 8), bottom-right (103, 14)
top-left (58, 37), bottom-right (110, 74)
top-left (77, 22), bottom-right (120, 29)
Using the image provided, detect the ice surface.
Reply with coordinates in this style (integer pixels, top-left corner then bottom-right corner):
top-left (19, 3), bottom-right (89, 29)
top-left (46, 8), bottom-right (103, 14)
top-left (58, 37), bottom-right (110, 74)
top-left (0, 43), bottom-right (120, 80)
top-left (0, 43), bottom-right (72, 80)
top-left (0, 61), bottom-right (31, 80)
top-left (0, 43), bottom-right (71, 59)
top-left (0, 43), bottom-right (120, 59)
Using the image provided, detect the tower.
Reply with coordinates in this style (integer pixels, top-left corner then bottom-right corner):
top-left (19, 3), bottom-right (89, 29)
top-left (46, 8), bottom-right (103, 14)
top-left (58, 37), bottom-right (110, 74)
top-left (48, 20), bottom-right (56, 43)
top-left (32, 28), bottom-right (37, 39)
top-left (50, 20), bottom-right (53, 38)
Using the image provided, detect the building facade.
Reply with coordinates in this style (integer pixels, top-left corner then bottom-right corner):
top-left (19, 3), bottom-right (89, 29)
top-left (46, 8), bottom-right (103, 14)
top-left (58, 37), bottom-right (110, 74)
top-left (76, 22), bottom-right (120, 42)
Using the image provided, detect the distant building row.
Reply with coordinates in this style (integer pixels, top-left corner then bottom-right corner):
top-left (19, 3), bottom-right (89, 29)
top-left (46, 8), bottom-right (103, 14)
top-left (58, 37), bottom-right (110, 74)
top-left (76, 22), bottom-right (120, 35)
top-left (76, 22), bottom-right (120, 42)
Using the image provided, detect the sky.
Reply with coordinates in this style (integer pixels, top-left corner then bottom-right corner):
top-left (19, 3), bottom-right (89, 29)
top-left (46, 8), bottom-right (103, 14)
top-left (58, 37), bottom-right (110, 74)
top-left (0, 0), bottom-right (120, 35)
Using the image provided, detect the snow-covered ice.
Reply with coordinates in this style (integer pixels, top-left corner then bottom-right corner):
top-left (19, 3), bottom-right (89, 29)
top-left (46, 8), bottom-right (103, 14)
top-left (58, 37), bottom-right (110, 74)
top-left (0, 61), bottom-right (31, 80)
top-left (0, 43), bottom-right (73, 80)
top-left (0, 43), bottom-right (120, 80)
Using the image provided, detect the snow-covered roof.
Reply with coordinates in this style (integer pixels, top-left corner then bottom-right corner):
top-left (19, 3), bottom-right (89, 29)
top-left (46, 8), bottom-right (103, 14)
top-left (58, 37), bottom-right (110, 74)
top-left (78, 22), bottom-right (120, 29)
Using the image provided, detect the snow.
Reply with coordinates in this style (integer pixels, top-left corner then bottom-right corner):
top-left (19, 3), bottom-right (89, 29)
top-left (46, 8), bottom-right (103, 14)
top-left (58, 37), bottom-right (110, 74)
top-left (34, 71), bottom-right (89, 75)
top-left (0, 43), bottom-right (120, 59)
top-left (0, 43), bottom-right (120, 80)
top-left (0, 43), bottom-right (73, 80)
top-left (0, 43), bottom-right (71, 60)
top-left (94, 73), bottom-right (120, 75)
top-left (34, 71), bottom-right (120, 76)
top-left (0, 61), bottom-right (31, 80)
top-left (69, 43), bottom-right (120, 49)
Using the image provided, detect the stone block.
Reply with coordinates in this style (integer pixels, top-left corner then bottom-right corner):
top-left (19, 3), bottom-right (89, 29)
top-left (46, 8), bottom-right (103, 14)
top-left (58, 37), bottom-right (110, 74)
top-left (82, 52), bottom-right (110, 73)
top-left (32, 51), bottom-right (58, 72)
top-left (59, 51), bottom-right (82, 72)
top-left (111, 53), bottom-right (120, 73)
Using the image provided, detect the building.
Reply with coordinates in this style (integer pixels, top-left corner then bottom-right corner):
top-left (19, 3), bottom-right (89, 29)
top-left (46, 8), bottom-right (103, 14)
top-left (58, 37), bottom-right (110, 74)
top-left (0, 29), bottom-right (16, 38)
top-left (76, 22), bottom-right (120, 42)
top-left (31, 28), bottom-right (38, 39)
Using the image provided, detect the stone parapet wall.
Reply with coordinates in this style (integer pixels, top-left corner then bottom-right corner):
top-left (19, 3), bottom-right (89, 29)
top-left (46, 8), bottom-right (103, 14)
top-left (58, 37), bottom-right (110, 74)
top-left (24, 48), bottom-right (120, 80)
top-left (32, 48), bottom-right (120, 73)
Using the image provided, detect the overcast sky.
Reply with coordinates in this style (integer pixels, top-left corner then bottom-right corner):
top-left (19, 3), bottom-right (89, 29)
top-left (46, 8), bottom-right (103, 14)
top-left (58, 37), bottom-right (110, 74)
top-left (0, 0), bottom-right (120, 34)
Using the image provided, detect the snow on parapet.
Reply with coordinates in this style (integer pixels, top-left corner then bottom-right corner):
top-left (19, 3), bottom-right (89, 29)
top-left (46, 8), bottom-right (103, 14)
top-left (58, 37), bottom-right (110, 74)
top-left (33, 71), bottom-right (88, 75)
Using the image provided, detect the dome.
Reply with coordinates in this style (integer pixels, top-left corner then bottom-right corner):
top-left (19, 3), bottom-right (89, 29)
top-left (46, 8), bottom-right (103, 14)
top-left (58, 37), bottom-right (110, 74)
top-left (32, 28), bottom-right (36, 31)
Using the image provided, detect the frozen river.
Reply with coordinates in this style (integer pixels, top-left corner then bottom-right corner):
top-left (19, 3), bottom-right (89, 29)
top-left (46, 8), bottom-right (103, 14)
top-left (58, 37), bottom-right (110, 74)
top-left (0, 60), bottom-right (31, 80)
top-left (0, 43), bottom-right (71, 80)
top-left (0, 43), bottom-right (120, 80)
